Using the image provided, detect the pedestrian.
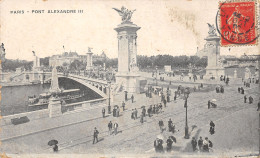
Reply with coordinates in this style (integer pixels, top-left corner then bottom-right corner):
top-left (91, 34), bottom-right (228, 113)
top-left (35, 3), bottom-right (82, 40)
top-left (208, 100), bottom-right (211, 109)
top-left (159, 120), bottom-right (164, 133)
top-left (198, 137), bottom-right (203, 151)
top-left (209, 121), bottom-right (215, 135)
top-left (53, 144), bottom-right (58, 152)
top-left (241, 88), bottom-right (244, 94)
top-left (167, 95), bottom-right (170, 102)
top-left (168, 118), bottom-right (173, 132)
top-left (208, 139), bottom-right (213, 150)
top-left (122, 101), bottom-right (125, 111)
top-left (93, 127), bottom-right (99, 144)
top-left (154, 138), bottom-right (159, 152)
top-left (191, 137), bottom-right (197, 152)
top-left (203, 137), bottom-right (209, 152)
top-left (131, 94), bottom-right (134, 103)
top-left (102, 108), bottom-right (105, 118)
top-left (114, 122), bottom-right (118, 135)
top-left (116, 107), bottom-right (120, 117)
top-left (142, 107), bottom-right (146, 117)
top-left (257, 101), bottom-right (260, 111)
top-left (156, 104), bottom-right (160, 114)
top-left (238, 87), bottom-right (240, 93)
top-left (131, 109), bottom-right (135, 120)
top-left (244, 95), bottom-right (247, 103)
top-left (134, 108), bottom-right (138, 119)
top-left (108, 121), bottom-right (113, 135)
top-left (157, 138), bottom-right (164, 153)
top-left (166, 136), bottom-right (173, 152)
top-left (148, 105), bottom-right (152, 117)
top-left (249, 96), bottom-right (253, 104)
top-left (163, 99), bottom-right (167, 107)
top-left (140, 114), bottom-right (144, 123)
top-left (125, 91), bottom-right (128, 101)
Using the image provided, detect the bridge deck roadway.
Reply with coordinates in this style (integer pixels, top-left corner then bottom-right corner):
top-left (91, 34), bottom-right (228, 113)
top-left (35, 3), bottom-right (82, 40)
top-left (0, 77), bottom-right (258, 156)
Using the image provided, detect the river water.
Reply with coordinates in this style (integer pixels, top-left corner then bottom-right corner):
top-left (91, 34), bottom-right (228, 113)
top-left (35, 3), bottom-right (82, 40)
top-left (0, 77), bottom-right (103, 116)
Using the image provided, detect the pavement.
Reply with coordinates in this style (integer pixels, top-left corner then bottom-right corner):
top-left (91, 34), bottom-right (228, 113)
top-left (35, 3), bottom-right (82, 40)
top-left (0, 76), bottom-right (259, 156)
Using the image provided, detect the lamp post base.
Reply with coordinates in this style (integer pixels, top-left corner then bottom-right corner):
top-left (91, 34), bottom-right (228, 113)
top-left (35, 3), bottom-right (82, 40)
top-left (184, 126), bottom-right (189, 139)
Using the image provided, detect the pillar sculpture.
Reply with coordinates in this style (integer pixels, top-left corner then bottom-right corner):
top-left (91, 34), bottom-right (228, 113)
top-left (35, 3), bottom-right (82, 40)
top-left (86, 47), bottom-right (93, 71)
top-left (204, 24), bottom-right (225, 79)
top-left (113, 6), bottom-right (146, 93)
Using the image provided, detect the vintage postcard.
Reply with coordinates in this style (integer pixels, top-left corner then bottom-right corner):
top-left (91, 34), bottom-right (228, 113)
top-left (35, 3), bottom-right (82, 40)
top-left (0, 0), bottom-right (259, 157)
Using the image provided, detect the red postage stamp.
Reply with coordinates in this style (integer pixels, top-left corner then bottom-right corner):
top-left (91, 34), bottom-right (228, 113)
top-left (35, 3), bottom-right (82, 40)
top-left (218, 1), bottom-right (258, 46)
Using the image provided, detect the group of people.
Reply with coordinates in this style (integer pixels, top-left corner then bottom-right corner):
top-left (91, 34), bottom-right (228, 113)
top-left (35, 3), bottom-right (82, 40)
top-left (108, 121), bottom-right (119, 135)
top-left (220, 75), bottom-right (229, 85)
top-left (147, 103), bottom-right (164, 116)
top-left (154, 136), bottom-right (176, 153)
top-left (131, 108), bottom-right (138, 120)
top-left (215, 85), bottom-right (224, 93)
top-left (238, 87), bottom-right (245, 94)
top-left (158, 118), bottom-right (177, 134)
top-left (244, 95), bottom-right (254, 104)
top-left (191, 136), bottom-right (213, 152)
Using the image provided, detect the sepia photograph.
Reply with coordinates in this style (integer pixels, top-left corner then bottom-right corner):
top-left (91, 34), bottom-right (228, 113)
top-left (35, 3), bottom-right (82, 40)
top-left (0, 0), bottom-right (259, 157)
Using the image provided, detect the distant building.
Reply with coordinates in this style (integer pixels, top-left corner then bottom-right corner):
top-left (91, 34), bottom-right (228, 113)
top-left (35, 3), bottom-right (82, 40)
top-left (222, 54), bottom-right (260, 68)
top-left (49, 51), bottom-right (108, 67)
top-left (93, 51), bottom-right (107, 62)
top-left (49, 51), bottom-right (86, 67)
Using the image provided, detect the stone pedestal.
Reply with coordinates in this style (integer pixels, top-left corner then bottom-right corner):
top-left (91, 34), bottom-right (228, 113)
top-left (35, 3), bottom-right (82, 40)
top-left (114, 22), bottom-right (145, 94)
top-left (86, 51), bottom-right (93, 71)
top-left (204, 35), bottom-right (225, 79)
top-left (48, 96), bottom-right (62, 118)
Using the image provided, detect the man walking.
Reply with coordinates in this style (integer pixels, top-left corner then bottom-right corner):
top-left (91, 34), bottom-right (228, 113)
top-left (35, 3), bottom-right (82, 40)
top-left (168, 118), bottom-right (173, 132)
top-left (114, 122), bottom-right (119, 135)
top-left (191, 137), bottom-right (197, 152)
top-left (244, 95), bottom-right (247, 103)
top-left (93, 127), bottom-right (99, 144)
top-left (102, 108), bottom-right (105, 118)
top-left (203, 137), bottom-right (209, 152)
top-left (122, 101), bottom-right (126, 111)
top-left (209, 121), bottom-right (215, 135)
top-left (159, 120), bottom-right (164, 133)
top-left (163, 99), bottom-right (167, 107)
top-left (108, 121), bottom-right (113, 135)
top-left (249, 96), bottom-right (253, 104)
top-left (134, 108), bottom-right (138, 119)
top-left (198, 137), bottom-right (203, 151)
top-left (131, 94), bottom-right (134, 103)
top-left (166, 136), bottom-right (173, 152)
top-left (142, 107), bottom-right (146, 117)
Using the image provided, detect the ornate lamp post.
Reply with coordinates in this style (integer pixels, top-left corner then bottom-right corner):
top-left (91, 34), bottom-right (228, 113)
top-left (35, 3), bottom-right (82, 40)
top-left (108, 81), bottom-right (111, 114)
top-left (184, 88), bottom-right (190, 139)
top-left (155, 67), bottom-right (158, 86)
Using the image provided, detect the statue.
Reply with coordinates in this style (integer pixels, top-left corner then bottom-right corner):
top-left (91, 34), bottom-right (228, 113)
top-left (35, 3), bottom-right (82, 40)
top-left (0, 43), bottom-right (6, 62)
top-left (32, 51), bottom-right (36, 56)
top-left (0, 43), bottom-right (6, 72)
top-left (207, 23), bottom-right (217, 36)
top-left (88, 47), bottom-right (93, 53)
top-left (113, 6), bottom-right (136, 23)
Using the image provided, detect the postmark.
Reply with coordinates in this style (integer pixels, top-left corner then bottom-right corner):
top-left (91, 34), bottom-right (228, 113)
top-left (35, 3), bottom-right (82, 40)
top-left (216, 0), bottom-right (258, 46)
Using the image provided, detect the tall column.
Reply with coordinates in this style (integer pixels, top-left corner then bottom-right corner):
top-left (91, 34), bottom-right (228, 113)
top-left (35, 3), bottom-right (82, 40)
top-left (204, 24), bottom-right (224, 79)
top-left (86, 48), bottom-right (93, 71)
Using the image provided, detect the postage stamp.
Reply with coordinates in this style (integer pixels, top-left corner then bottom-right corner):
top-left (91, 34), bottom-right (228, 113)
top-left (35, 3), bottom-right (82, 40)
top-left (218, 0), bottom-right (258, 46)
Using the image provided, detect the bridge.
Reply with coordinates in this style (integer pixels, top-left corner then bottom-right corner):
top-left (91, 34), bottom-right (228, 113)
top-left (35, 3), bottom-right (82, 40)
top-left (2, 71), bottom-right (112, 98)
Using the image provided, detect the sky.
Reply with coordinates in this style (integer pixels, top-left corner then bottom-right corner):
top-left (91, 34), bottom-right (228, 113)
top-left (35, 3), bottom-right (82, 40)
top-left (0, 0), bottom-right (259, 61)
